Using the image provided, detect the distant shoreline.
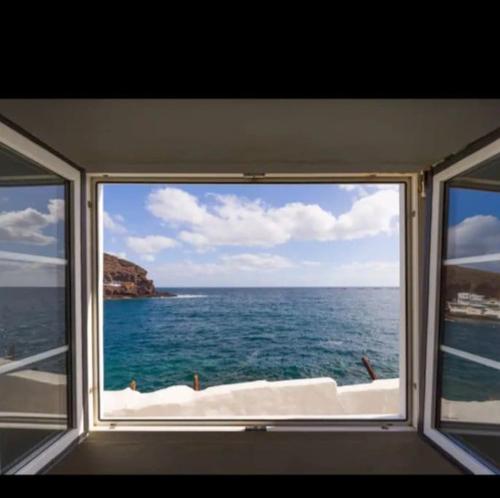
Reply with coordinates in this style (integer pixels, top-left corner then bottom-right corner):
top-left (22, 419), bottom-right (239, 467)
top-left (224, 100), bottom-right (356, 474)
top-left (445, 313), bottom-right (500, 324)
top-left (155, 286), bottom-right (400, 289)
top-left (104, 291), bottom-right (176, 301)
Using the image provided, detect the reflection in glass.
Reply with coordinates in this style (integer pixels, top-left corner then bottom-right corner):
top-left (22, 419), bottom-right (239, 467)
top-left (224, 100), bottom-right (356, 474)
top-left (0, 146), bottom-right (66, 259)
top-left (0, 274), bottom-right (67, 361)
top-left (0, 148), bottom-right (68, 361)
top-left (0, 145), bottom-right (71, 474)
top-left (0, 353), bottom-right (68, 473)
top-left (441, 262), bottom-right (500, 362)
top-left (436, 155), bottom-right (500, 472)
top-left (448, 433), bottom-right (500, 470)
top-left (440, 352), bottom-right (500, 412)
top-left (461, 153), bottom-right (500, 183)
top-left (0, 184), bottom-right (66, 259)
top-left (445, 187), bottom-right (500, 260)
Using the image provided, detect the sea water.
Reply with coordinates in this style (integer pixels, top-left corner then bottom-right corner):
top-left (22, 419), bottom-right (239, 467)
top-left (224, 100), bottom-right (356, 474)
top-left (1, 287), bottom-right (497, 400)
top-left (104, 287), bottom-right (401, 392)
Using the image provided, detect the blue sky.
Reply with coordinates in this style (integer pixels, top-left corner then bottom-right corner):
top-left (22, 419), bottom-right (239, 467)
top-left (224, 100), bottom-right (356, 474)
top-left (446, 187), bottom-right (500, 266)
top-left (448, 188), bottom-right (500, 226)
top-left (0, 184), bottom-right (66, 287)
top-left (0, 185), bottom-right (66, 258)
top-left (1, 181), bottom-right (498, 287)
top-left (103, 183), bottom-right (402, 287)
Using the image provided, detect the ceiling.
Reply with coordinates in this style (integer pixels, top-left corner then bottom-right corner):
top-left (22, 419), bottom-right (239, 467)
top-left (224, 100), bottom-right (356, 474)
top-left (0, 99), bottom-right (499, 174)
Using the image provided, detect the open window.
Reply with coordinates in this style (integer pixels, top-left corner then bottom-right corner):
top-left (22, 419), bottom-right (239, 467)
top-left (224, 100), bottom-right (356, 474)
top-left (91, 179), bottom-right (415, 426)
top-left (424, 136), bottom-right (500, 474)
top-left (0, 123), bottom-right (83, 474)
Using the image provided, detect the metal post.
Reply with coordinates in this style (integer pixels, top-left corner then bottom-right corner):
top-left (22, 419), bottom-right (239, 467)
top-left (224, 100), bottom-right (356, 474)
top-left (193, 373), bottom-right (200, 391)
top-left (361, 356), bottom-right (378, 380)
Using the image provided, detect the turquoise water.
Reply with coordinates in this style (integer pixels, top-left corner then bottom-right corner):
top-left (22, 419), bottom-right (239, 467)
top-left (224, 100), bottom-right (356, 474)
top-left (1, 287), bottom-right (497, 401)
top-left (104, 287), bottom-right (401, 392)
top-left (440, 317), bottom-right (500, 402)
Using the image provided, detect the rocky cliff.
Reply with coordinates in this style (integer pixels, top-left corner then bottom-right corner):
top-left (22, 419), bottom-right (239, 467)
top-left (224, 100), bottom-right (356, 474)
top-left (103, 253), bottom-right (175, 299)
top-left (444, 265), bottom-right (500, 301)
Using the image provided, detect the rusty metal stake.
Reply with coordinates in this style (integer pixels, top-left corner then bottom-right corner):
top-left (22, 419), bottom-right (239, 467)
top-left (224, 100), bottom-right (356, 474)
top-left (361, 356), bottom-right (378, 380)
top-left (193, 373), bottom-right (200, 391)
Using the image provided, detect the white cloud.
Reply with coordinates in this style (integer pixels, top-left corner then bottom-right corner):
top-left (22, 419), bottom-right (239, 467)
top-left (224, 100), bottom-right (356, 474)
top-left (301, 260), bottom-right (321, 267)
top-left (373, 184), bottom-right (400, 191)
top-left (340, 184), bottom-right (399, 192)
top-left (447, 215), bottom-right (500, 259)
top-left (178, 231), bottom-right (209, 247)
top-left (107, 250), bottom-right (127, 260)
top-left (46, 199), bottom-right (65, 222)
top-left (146, 187), bottom-right (399, 249)
top-left (220, 253), bottom-right (294, 271)
top-left (151, 256), bottom-right (399, 287)
top-left (339, 183), bottom-right (399, 200)
top-left (147, 188), bottom-right (208, 225)
top-left (0, 260), bottom-right (65, 287)
top-left (103, 211), bottom-right (127, 234)
top-left (141, 254), bottom-right (155, 262)
top-left (150, 252), bottom-right (294, 286)
top-left (339, 184), bottom-right (359, 191)
top-left (0, 199), bottom-right (65, 245)
top-left (331, 260), bottom-right (400, 287)
top-left (126, 235), bottom-right (178, 256)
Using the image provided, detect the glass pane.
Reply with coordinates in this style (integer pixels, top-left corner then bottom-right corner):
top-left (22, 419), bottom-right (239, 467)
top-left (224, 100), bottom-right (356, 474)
top-left (439, 352), bottom-right (500, 416)
top-left (441, 261), bottom-right (500, 363)
top-left (0, 146), bottom-right (69, 361)
top-left (448, 432), bottom-right (500, 470)
top-left (0, 184), bottom-right (66, 259)
top-left (445, 185), bottom-right (500, 261)
top-left (0, 146), bottom-right (62, 183)
top-left (461, 153), bottom-right (500, 184)
top-left (435, 155), bottom-right (500, 472)
top-left (0, 145), bottom-right (72, 474)
top-left (0, 278), bottom-right (67, 362)
top-left (0, 353), bottom-right (69, 473)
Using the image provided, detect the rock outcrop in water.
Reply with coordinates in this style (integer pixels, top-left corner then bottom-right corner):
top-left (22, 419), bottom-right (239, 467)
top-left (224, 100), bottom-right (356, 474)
top-left (103, 253), bottom-right (176, 299)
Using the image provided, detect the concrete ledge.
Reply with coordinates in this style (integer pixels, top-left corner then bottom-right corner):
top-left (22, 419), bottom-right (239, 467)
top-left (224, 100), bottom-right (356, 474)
top-left (102, 377), bottom-right (401, 418)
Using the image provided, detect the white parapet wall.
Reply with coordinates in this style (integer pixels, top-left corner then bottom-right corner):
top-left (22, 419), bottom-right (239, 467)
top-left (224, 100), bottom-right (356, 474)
top-left (441, 399), bottom-right (500, 424)
top-left (336, 378), bottom-right (400, 416)
top-left (102, 377), bottom-right (402, 418)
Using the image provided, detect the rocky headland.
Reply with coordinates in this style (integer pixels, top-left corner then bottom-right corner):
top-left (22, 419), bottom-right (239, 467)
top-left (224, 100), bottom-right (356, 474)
top-left (103, 253), bottom-right (176, 299)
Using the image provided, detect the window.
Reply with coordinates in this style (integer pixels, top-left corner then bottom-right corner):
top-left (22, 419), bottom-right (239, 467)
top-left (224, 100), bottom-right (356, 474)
top-left (95, 180), bottom-right (410, 423)
top-left (424, 135), bottom-right (500, 474)
top-left (432, 156), bottom-right (500, 471)
top-left (0, 145), bottom-right (73, 473)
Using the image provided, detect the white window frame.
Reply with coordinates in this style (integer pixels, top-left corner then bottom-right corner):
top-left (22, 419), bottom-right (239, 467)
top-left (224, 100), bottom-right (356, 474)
top-left (0, 121), bottom-right (84, 475)
top-left (423, 136), bottom-right (500, 475)
top-left (86, 173), bottom-right (420, 432)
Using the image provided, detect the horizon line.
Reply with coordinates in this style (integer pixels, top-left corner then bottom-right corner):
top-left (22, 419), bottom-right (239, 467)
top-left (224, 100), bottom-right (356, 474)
top-left (156, 285), bottom-right (400, 288)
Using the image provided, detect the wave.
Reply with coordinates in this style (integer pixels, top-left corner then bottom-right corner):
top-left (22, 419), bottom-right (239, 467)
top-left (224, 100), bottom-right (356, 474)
top-left (173, 294), bottom-right (208, 299)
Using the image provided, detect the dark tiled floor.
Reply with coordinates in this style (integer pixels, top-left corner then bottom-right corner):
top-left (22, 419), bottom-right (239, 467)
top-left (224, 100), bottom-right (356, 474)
top-left (48, 430), bottom-right (462, 474)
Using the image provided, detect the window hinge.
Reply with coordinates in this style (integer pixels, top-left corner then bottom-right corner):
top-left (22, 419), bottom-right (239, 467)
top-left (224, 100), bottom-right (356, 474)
top-left (87, 200), bottom-right (93, 209)
top-left (243, 172), bottom-right (266, 182)
top-left (245, 425), bottom-right (268, 432)
top-left (418, 171), bottom-right (427, 199)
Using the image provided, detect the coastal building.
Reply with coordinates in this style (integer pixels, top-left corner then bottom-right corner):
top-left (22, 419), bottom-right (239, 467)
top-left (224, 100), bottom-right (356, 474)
top-left (457, 292), bottom-right (485, 304)
top-left (448, 292), bottom-right (500, 320)
top-left (0, 100), bottom-right (499, 475)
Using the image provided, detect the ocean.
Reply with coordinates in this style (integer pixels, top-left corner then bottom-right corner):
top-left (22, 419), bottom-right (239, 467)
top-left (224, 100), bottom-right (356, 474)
top-left (1, 287), bottom-right (498, 401)
top-left (104, 287), bottom-right (401, 392)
